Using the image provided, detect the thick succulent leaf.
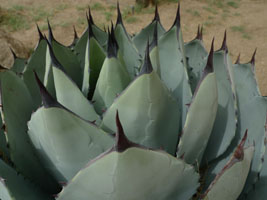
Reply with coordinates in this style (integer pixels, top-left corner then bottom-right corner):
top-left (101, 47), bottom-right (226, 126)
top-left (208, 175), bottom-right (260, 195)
top-left (23, 39), bottom-right (47, 107)
top-left (0, 160), bottom-right (53, 200)
top-left (0, 70), bottom-right (60, 193)
top-left (177, 72), bottom-right (218, 164)
top-left (115, 23), bottom-right (142, 78)
top-left (133, 20), bottom-right (165, 56)
top-left (101, 71), bottom-right (180, 155)
top-left (74, 23), bottom-right (107, 74)
top-left (83, 37), bottom-right (106, 99)
top-left (52, 66), bottom-right (100, 123)
top-left (28, 106), bottom-right (114, 181)
top-left (204, 96), bottom-right (267, 195)
top-left (233, 59), bottom-right (267, 195)
top-left (92, 56), bottom-right (131, 114)
top-left (57, 147), bottom-right (199, 200)
top-left (203, 49), bottom-right (237, 163)
top-left (184, 38), bottom-right (207, 93)
top-left (50, 40), bottom-right (83, 88)
top-left (44, 42), bottom-right (56, 97)
top-left (0, 178), bottom-right (12, 200)
top-left (158, 25), bottom-right (192, 131)
top-left (203, 142), bottom-right (254, 200)
top-left (246, 144), bottom-right (267, 199)
top-left (0, 114), bottom-right (9, 160)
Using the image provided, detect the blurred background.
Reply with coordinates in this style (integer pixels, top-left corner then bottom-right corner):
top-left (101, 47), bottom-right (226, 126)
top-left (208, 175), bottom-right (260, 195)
top-left (0, 0), bottom-right (266, 94)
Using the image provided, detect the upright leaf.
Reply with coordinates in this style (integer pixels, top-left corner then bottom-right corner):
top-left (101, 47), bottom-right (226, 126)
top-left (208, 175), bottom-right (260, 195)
top-left (93, 28), bottom-right (131, 114)
top-left (0, 70), bottom-right (60, 194)
top-left (115, 4), bottom-right (142, 78)
top-left (101, 51), bottom-right (180, 155)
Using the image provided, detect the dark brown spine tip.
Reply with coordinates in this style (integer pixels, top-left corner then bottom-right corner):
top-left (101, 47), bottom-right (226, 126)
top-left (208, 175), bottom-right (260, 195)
top-left (47, 19), bottom-right (54, 43)
top-left (115, 111), bottom-right (133, 152)
top-left (219, 30), bottom-right (228, 52)
top-left (140, 41), bottom-right (153, 75)
top-left (107, 25), bottom-right (119, 58)
top-left (171, 3), bottom-right (181, 29)
top-left (9, 48), bottom-right (17, 59)
top-left (234, 129), bottom-right (248, 161)
top-left (150, 21), bottom-right (158, 49)
top-left (235, 53), bottom-right (241, 64)
top-left (205, 38), bottom-right (214, 73)
top-left (45, 38), bottom-right (66, 72)
top-left (87, 13), bottom-right (95, 39)
top-left (34, 71), bottom-right (59, 108)
top-left (73, 25), bottom-right (78, 40)
top-left (250, 48), bottom-right (257, 66)
top-left (195, 25), bottom-right (201, 40)
top-left (88, 7), bottom-right (94, 25)
top-left (116, 2), bottom-right (123, 26)
top-left (153, 4), bottom-right (160, 22)
top-left (36, 23), bottom-right (44, 41)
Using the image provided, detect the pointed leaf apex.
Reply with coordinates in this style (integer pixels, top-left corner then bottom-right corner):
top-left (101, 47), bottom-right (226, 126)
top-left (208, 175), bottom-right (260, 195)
top-left (171, 3), bottom-right (181, 29)
top-left (107, 25), bottom-right (119, 58)
top-left (235, 53), bottom-right (241, 64)
top-left (150, 21), bottom-right (158, 49)
top-left (153, 4), bottom-right (160, 22)
top-left (220, 30), bottom-right (228, 51)
top-left (36, 23), bottom-right (44, 40)
top-left (87, 14), bottom-right (95, 39)
top-left (88, 7), bottom-right (95, 25)
top-left (195, 25), bottom-right (202, 40)
top-left (45, 38), bottom-right (65, 72)
top-left (115, 111), bottom-right (133, 152)
top-left (47, 19), bottom-right (54, 43)
top-left (205, 38), bottom-right (214, 73)
top-left (140, 41), bottom-right (153, 75)
top-left (116, 2), bottom-right (123, 26)
top-left (34, 71), bottom-right (59, 108)
top-left (250, 48), bottom-right (257, 66)
top-left (73, 25), bottom-right (78, 40)
top-left (9, 48), bottom-right (17, 59)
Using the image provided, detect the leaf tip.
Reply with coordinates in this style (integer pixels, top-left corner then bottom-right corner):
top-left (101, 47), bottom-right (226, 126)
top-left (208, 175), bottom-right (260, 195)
top-left (219, 30), bottom-right (228, 51)
top-left (116, 1), bottom-right (123, 26)
top-left (139, 41), bottom-right (153, 75)
top-left (153, 4), bottom-right (160, 22)
top-left (205, 38), bottom-right (214, 73)
top-left (250, 48), bottom-right (257, 66)
top-left (115, 111), bottom-right (133, 152)
top-left (107, 24), bottom-right (119, 58)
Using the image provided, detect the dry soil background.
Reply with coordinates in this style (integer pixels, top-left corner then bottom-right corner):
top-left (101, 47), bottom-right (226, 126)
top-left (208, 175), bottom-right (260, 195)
top-left (0, 0), bottom-right (267, 94)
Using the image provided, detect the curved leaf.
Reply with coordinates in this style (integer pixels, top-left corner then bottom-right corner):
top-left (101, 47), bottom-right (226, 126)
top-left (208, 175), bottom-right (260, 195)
top-left (115, 23), bottom-right (141, 79)
top-left (203, 49), bottom-right (237, 163)
top-left (0, 70), bottom-right (60, 194)
top-left (57, 147), bottom-right (199, 200)
top-left (158, 25), bottom-right (192, 131)
top-left (177, 72), bottom-right (218, 164)
top-left (93, 56), bottom-right (131, 115)
top-left (52, 66), bottom-right (100, 123)
top-left (23, 39), bottom-right (47, 107)
top-left (184, 38), bottom-right (207, 92)
top-left (28, 106), bottom-right (114, 181)
top-left (203, 141), bottom-right (254, 200)
top-left (101, 70), bottom-right (180, 155)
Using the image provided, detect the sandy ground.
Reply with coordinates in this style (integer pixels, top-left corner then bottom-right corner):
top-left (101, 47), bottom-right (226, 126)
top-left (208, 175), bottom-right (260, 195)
top-left (0, 0), bottom-right (267, 94)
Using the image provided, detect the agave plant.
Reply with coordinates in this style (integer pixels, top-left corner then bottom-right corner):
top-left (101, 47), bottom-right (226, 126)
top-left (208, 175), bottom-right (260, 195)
top-left (0, 3), bottom-right (266, 200)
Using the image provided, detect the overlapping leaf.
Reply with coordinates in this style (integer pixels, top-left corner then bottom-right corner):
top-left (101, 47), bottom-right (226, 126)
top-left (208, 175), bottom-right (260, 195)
top-left (0, 70), bottom-right (60, 193)
top-left (57, 114), bottom-right (199, 200)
